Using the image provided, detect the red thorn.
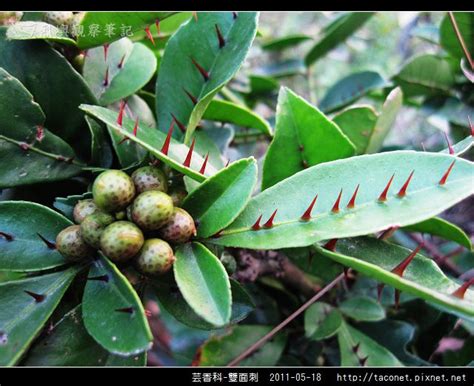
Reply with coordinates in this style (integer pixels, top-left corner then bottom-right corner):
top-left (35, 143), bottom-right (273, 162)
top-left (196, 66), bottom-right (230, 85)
top-left (171, 113), bottom-right (186, 133)
top-left (298, 144), bottom-right (304, 151)
top-left (183, 88), bottom-right (198, 105)
top-left (301, 159), bottom-right (309, 168)
top-left (394, 289), bottom-right (401, 310)
top-left (323, 238), bottom-right (338, 251)
top-left (161, 121), bottom-right (174, 155)
top-left (19, 142), bottom-right (30, 151)
top-left (183, 138), bottom-right (195, 167)
top-left (232, 12), bottom-right (238, 19)
top-left (359, 356), bottom-right (369, 366)
top-left (190, 57), bottom-right (210, 81)
top-left (452, 278), bottom-right (474, 299)
top-left (468, 116), bottom-right (473, 137)
top-left (343, 267), bottom-right (351, 280)
top-left (0, 231), bottom-right (14, 241)
top-left (103, 44), bottom-right (109, 61)
top-left (378, 226), bottom-right (399, 240)
top-left (87, 274), bottom-right (109, 282)
top-left (118, 53), bottom-right (126, 69)
top-left (352, 343), bottom-right (360, 353)
top-left (103, 66), bottom-right (109, 87)
top-left (117, 100), bottom-right (126, 126)
top-left (301, 194), bottom-right (318, 221)
top-left (397, 170), bottom-right (414, 198)
top-left (331, 190), bottom-right (343, 213)
top-left (145, 26), bottom-right (155, 46)
top-left (193, 12), bottom-right (198, 22)
top-left (37, 233), bottom-right (56, 249)
top-left (132, 117), bottom-right (139, 137)
top-left (439, 161), bottom-right (456, 186)
top-left (377, 283), bottom-right (384, 302)
top-left (24, 290), bottom-right (45, 303)
top-left (215, 24), bottom-right (226, 48)
top-left (346, 184), bottom-right (360, 209)
top-left (443, 132), bottom-right (454, 155)
top-left (199, 153), bottom-right (209, 174)
top-left (251, 214), bottom-right (263, 231)
top-left (392, 243), bottom-right (424, 277)
top-left (144, 309), bottom-right (152, 318)
top-left (118, 136), bottom-right (129, 145)
top-left (115, 306), bottom-right (135, 314)
top-left (263, 209), bottom-right (278, 228)
top-left (211, 229), bottom-right (223, 238)
top-left (225, 159), bottom-right (230, 167)
top-left (36, 125), bottom-right (44, 142)
top-left (155, 19), bottom-right (160, 36)
top-left (378, 174), bottom-right (395, 202)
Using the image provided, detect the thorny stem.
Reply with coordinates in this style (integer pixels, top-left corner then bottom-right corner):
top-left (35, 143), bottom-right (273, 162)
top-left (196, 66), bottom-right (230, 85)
top-left (227, 272), bottom-right (345, 367)
top-left (448, 12), bottom-right (473, 70)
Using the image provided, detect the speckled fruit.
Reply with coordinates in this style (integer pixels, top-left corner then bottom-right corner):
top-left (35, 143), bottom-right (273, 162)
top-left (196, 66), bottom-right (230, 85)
top-left (80, 212), bottom-right (115, 248)
top-left (92, 170), bottom-right (135, 213)
top-left (56, 225), bottom-right (93, 262)
top-left (131, 166), bottom-right (168, 194)
top-left (159, 208), bottom-right (196, 244)
top-left (135, 239), bottom-right (175, 275)
top-left (100, 221), bottom-right (144, 263)
top-left (169, 187), bottom-right (187, 207)
top-left (73, 199), bottom-right (99, 224)
top-left (43, 11), bottom-right (74, 26)
top-left (131, 191), bottom-right (174, 231)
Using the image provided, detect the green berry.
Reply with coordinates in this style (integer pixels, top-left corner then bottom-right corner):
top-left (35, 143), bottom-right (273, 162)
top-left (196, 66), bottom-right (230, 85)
top-left (135, 239), bottom-right (175, 275)
top-left (92, 170), bottom-right (136, 213)
top-left (131, 191), bottom-right (174, 231)
top-left (80, 213), bottom-right (115, 248)
top-left (56, 225), bottom-right (93, 262)
top-left (100, 221), bottom-right (144, 263)
top-left (43, 11), bottom-right (74, 26)
top-left (159, 208), bottom-right (196, 244)
top-left (169, 187), bottom-right (187, 207)
top-left (131, 166), bottom-right (168, 194)
top-left (73, 199), bottom-right (99, 224)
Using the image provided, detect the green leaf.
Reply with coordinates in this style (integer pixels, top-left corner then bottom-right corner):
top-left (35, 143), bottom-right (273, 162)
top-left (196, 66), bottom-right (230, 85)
top-left (440, 13), bottom-right (473, 62)
top-left (83, 38), bottom-right (157, 105)
top-left (262, 34), bottom-right (312, 51)
top-left (339, 296), bottom-right (385, 321)
top-left (80, 104), bottom-right (217, 182)
top-left (82, 255), bottom-right (152, 355)
top-left (182, 158), bottom-right (257, 238)
top-left (248, 74), bottom-right (279, 95)
top-left (319, 71), bottom-right (388, 113)
top-left (53, 192), bottom-right (92, 221)
top-left (155, 12), bottom-right (258, 144)
top-left (316, 237), bottom-right (474, 320)
top-left (174, 242), bottom-right (231, 327)
top-left (338, 321), bottom-right (402, 366)
top-left (394, 54), bottom-right (455, 97)
top-left (262, 87), bottom-right (355, 190)
top-left (85, 115), bottom-right (113, 168)
top-left (0, 201), bottom-right (72, 271)
top-left (0, 268), bottom-right (78, 366)
top-left (6, 21), bottom-right (77, 45)
top-left (0, 67), bottom-right (81, 188)
top-left (304, 302), bottom-right (342, 341)
top-left (198, 325), bottom-right (287, 366)
top-left (203, 99), bottom-right (272, 136)
top-left (76, 12), bottom-right (176, 49)
top-left (305, 12), bottom-right (375, 66)
top-left (210, 151), bottom-right (474, 249)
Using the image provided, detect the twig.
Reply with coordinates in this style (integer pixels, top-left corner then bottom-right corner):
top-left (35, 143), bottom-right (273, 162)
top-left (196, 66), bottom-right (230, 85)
top-left (448, 12), bottom-right (473, 70)
top-left (226, 272), bottom-right (345, 367)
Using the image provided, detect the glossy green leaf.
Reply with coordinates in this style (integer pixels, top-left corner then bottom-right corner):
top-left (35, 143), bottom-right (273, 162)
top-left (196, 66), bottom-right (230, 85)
top-left (0, 268), bottom-right (78, 366)
top-left (305, 12), bottom-right (375, 66)
top-left (248, 74), bottom-right (279, 94)
top-left (82, 255), bottom-right (152, 355)
top-left (0, 201), bottom-right (72, 271)
top-left (203, 99), bottom-right (272, 136)
top-left (262, 34), bottom-right (312, 51)
top-left (53, 192), bottom-right (92, 221)
top-left (174, 242), bottom-right (231, 327)
top-left (155, 12), bottom-right (258, 143)
top-left (262, 87), bottom-right (355, 190)
top-left (316, 237), bottom-right (474, 320)
top-left (85, 115), bottom-right (113, 168)
top-left (211, 151), bottom-right (474, 249)
top-left (183, 158), bottom-right (257, 238)
top-left (339, 296), bottom-right (385, 321)
top-left (319, 71), bottom-right (388, 113)
top-left (198, 325), bottom-right (287, 366)
top-left (81, 104), bottom-right (217, 182)
top-left (440, 13), bottom-right (473, 62)
top-left (304, 302), bottom-right (342, 341)
top-left (6, 21), bottom-right (76, 45)
top-left (76, 12), bottom-right (175, 49)
top-left (338, 321), bottom-right (402, 366)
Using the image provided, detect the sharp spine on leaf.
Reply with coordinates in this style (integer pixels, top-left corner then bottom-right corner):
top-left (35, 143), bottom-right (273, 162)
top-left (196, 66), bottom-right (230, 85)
top-left (190, 57), bottom-right (210, 81)
top-left (145, 26), bottom-right (155, 46)
top-left (183, 138), bottom-right (195, 167)
top-left (359, 356), bottom-right (368, 366)
top-left (263, 210), bottom-right (278, 228)
top-left (0, 231), bottom-right (14, 241)
top-left (392, 243), bottom-right (423, 277)
top-left (132, 117), bottom-right (139, 137)
top-left (215, 24), bottom-right (226, 48)
top-left (378, 226), bottom-right (399, 240)
top-left (347, 184), bottom-right (359, 209)
top-left (352, 343), bottom-right (360, 353)
top-left (155, 19), bottom-right (160, 36)
top-left (301, 194), bottom-right (318, 221)
top-left (115, 306), bottom-right (134, 314)
top-left (103, 66), bottom-right (109, 87)
top-left (233, 12), bottom-right (238, 19)
top-left (117, 100), bottom-right (126, 126)
top-left (252, 214), bottom-right (263, 231)
top-left (394, 289), bottom-right (401, 309)
top-left (118, 54), bottom-right (126, 69)
top-left (377, 283), bottom-right (384, 302)
top-left (378, 174), bottom-right (395, 202)
top-left (87, 274), bottom-right (109, 282)
top-left (199, 153), bottom-right (209, 174)
top-left (443, 132), bottom-right (454, 155)
top-left (451, 278), bottom-right (474, 299)
top-left (160, 121), bottom-right (174, 155)
top-left (397, 170), bottom-right (414, 198)
top-left (211, 229), bottom-right (223, 238)
top-left (225, 159), bottom-right (230, 167)
top-left (468, 116), bottom-right (473, 137)
top-left (301, 159), bottom-right (309, 168)
top-left (171, 113), bottom-right (186, 133)
top-left (331, 190), bottom-right (343, 213)
top-left (183, 88), bottom-right (198, 105)
top-left (19, 142), bottom-right (30, 151)
top-left (439, 161), bottom-right (455, 186)
top-left (24, 290), bottom-right (45, 303)
top-left (193, 12), bottom-right (198, 21)
top-left (103, 44), bottom-right (109, 61)
top-left (36, 125), bottom-right (44, 142)
top-left (37, 233), bottom-right (56, 249)
top-left (323, 238), bottom-right (338, 251)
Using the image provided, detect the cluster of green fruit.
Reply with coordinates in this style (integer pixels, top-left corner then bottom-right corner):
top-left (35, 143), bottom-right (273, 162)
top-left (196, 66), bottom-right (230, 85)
top-left (56, 166), bottom-right (196, 276)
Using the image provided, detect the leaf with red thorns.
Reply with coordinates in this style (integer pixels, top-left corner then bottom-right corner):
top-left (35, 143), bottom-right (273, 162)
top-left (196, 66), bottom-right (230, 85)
top-left (36, 125), bottom-right (44, 142)
top-left (115, 306), bottom-right (135, 314)
top-left (144, 26), bottom-right (155, 46)
top-left (452, 278), bottom-right (474, 299)
top-left (378, 174), bottom-right (395, 202)
top-left (215, 24), bottom-right (226, 48)
top-left (103, 43), bottom-right (109, 61)
top-left (252, 214), bottom-right (263, 231)
top-left (171, 113), bottom-right (187, 133)
top-left (443, 132), bottom-right (454, 155)
top-left (199, 153), bottom-right (209, 174)
top-left (183, 138), bottom-right (196, 167)
top-left (24, 290), bottom-right (46, 303)
top-left (118, 53), bottom-right (126, 69)
top-left (397, 170), bottom-right (414, 198)
top-left (346, 184), bottom-right (360, 209)
top-left (190, 57), bottom-right (210, 81)
top-left (160, 121), bottom-right (174, 155)
top-left (117, 100), bottom-right (126, 126)
top-left (0, 231), bottom-right (14, 241)
top-left (439, 161), bottom-right (455, 185)
top-left (132, 117), bottom-right (139, 136)
top-left (87, 274), bottom-right (109, 283)
top-left (263, 209), bottom-right (278, 228)
top-left (183, 88), bottom-right (198, 105)
top-left (37, 233), bottom-right (56, 250)
top-left (392, 243), bottom-right (423, 277)
top-left (301, 194), bottom-right (318, 221)
top-left (103, 66), bottom-right (109, 87)
top-left (323, 238), bottom-right (338, 251)
top-left (331, 190), bottom-right (343, 213)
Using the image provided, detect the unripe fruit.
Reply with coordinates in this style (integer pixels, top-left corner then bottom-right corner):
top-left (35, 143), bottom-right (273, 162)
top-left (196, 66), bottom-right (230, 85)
top-left (73, 199), bottom-right (99, 224)
top-left (92, 170), bottom-right (135, 213)
top-left (43, 11), bottom-right (74, 26)
top-left (131, 191), bottom-right (174, 231)
top-left (159, 208), bottom-right (196, 244)
top-left (80, 212), bottom-right (115, 248)
top-left (56, 225), bottom-right (93, 262)
top-left (135, 239), bottom-right (175, 275)
top-left (131, 166), bottom-right (168, 194)
top-left (169, 187), bottom-right (187, 207)
top-left (100, 221), bottom-right (144, 263)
